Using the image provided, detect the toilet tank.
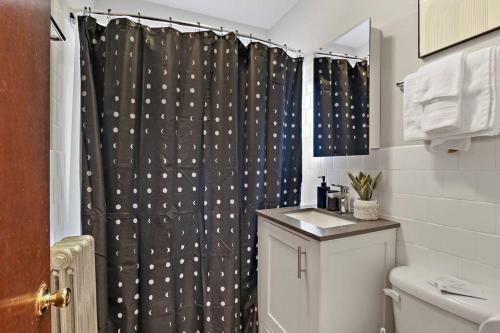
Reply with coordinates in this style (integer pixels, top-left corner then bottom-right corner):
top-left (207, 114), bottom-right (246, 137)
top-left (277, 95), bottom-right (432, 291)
top-left (386, 266), bottom-right (500, 333)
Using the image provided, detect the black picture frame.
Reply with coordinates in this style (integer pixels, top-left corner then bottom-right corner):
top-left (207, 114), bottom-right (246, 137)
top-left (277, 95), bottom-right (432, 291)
top-left (418, 0), bottom-right (500, 58)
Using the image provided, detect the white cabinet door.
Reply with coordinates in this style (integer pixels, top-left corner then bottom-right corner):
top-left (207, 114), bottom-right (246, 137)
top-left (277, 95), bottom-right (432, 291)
top-left (258, 220), bottom-right (309, 333)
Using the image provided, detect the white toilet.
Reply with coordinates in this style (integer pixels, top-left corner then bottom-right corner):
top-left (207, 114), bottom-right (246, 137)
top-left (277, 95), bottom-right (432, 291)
top-left (384, 266), bottom-right (500, 333)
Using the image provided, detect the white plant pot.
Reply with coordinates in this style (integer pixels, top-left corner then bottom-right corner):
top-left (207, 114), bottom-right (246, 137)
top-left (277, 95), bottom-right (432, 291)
top-left (353, 199), bottom-right (379, 221)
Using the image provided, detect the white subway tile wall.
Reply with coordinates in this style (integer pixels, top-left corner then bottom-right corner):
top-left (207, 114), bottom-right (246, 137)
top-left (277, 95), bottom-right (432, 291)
top-left (302, 138), bottom-right (500, 291)
top-left (301, 69), bottom-right (500, 289)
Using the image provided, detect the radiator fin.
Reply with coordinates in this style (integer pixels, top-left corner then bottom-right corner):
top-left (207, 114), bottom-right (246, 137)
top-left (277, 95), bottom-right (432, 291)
top-left (51, 236), bottom-right (97, 333)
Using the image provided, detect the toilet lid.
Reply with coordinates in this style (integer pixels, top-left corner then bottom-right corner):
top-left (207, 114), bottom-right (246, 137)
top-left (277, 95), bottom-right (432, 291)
top-left (390, 266), bottom-right (500, 325)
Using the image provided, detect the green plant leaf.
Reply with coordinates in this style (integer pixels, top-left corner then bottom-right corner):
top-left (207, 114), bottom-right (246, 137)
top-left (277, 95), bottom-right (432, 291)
top-left (351, 179), bottom-right (362, 192)
top-left (372, 172), bottom-right (382, 190)
top-left (360, 183), bottom-right (372, 200)
top-left (349, 174), bottom-right (361, 190)
top-left (349, 171), bottom-right (382, 200)
top-left (348, 172), bottom-right (357, 183)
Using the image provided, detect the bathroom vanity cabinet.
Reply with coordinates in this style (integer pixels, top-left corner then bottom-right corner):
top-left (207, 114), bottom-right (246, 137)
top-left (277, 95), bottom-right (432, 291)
top-left (257, 207), bottom-right (398, 333)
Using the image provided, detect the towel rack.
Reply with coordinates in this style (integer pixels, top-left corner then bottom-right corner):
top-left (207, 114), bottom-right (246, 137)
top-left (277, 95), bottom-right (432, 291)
top-left (396, 81), bottom-right (404, 92)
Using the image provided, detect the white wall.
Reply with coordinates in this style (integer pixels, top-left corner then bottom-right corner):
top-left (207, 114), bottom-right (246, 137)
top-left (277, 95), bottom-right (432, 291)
top-left (272, 0), bottom-right (500, 290)
top-left (95, 0), bottom-right (268, 38)
top-left (328, 145), bottom-right (500, 292)
top-left (270, 0), bottom-right (500, 147)
top-left (51, 0), bottom-right (500, 289)
top-left (50, 0), bottom-right (92, 244)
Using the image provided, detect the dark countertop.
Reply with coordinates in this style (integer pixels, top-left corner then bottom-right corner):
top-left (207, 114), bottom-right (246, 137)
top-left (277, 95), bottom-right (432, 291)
top-left (256, 206), bottom-right (400, 241)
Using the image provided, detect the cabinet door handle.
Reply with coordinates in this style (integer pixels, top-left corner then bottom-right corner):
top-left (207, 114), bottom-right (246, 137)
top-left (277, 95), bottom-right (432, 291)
top-left (297, 246), bottom-right (307, 279)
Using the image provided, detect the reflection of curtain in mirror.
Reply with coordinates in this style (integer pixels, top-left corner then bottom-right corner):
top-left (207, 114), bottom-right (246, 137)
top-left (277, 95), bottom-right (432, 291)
top-left (421, 0), bottom-right (488, 55)
top-left (313, 58), bottom-right (369, 156)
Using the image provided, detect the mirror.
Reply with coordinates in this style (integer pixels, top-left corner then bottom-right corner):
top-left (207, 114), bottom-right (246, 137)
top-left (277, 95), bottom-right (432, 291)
top-left (313, 19), bottom-right (380, 157)
top-left (419, 0), bottom-right (500, 58)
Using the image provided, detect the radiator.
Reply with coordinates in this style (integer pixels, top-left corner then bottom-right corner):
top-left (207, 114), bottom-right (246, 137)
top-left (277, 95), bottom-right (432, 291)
top-left (51, 235), bottom-right (97, 333)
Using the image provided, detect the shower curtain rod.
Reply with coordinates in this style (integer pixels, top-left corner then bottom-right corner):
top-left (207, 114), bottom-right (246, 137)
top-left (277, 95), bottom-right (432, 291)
top-left (75, 8), bottom-right (303, 56)
top-left (313, 51), bottom-right (367, 61)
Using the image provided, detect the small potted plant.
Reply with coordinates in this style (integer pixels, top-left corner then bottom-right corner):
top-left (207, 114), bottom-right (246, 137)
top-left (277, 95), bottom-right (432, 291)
top-left (348, 171), bottom-right (381, 221)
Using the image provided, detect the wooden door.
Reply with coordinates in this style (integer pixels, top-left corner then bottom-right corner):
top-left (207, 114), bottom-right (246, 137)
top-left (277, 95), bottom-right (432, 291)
top-left (258, 220), bottom-right (309, 333)
top-left (0, 0), bottom-right (51, 332)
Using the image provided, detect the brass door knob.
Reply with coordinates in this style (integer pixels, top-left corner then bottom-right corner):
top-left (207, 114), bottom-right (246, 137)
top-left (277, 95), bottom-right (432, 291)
top-left (35, 283), bottom-right (71, 317)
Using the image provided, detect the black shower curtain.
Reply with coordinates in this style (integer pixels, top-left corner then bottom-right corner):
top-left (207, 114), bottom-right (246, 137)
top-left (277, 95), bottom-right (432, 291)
top-left (313, 57), bottom-right (369, 156)
top-left (79, 17), bottom-right (302, 333)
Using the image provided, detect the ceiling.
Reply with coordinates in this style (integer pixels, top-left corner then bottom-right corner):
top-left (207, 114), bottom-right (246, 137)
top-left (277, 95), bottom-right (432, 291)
top-left (144, 0), bottom-right (299, 29)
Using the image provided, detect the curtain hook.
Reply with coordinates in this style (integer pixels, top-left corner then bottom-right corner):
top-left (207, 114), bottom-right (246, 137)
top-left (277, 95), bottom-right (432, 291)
top-left (220, 26), bottom-right (223, 35)
top-left (196, 22), bottom-right (200, 32)
top-left (137, 12), bottom-right (141, 25)
top-left (107, 8), bottom-right (111, 21)
top-left (169, 17), bottom-right (172, 28)
top-left (249, 33), bottom-right (253, 43)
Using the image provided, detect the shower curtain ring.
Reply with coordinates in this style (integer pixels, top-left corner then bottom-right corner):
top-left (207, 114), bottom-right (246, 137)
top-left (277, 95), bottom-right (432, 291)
top-left (137, 12), bottom-right (141, 24)
top-left (169, 17), bottom-right (172, 27)
top-left (220, 26), bottom-right (223, 35)
top-left (197, 22), bottom-right (200, 32)
top-left (249, 33), bottom-right (253, 43)
top-left (107, 9), bottom-right (111, 21)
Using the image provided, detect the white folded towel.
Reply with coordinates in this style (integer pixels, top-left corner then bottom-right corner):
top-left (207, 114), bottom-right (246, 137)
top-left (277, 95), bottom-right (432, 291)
top-left (403, 46), bottom-right (498, 150)
top-left (460, 47), bottom-right (494, 132)
top-left (426, 47), bottom-right (498, 151)
top-left (403, 72), bottom-right (425, 142)
top-left (479, 314), bottom-right (500, 333)
top-left (418, 52), bottom-right (465, 133)
top-left (429, 137), bottom-right (471, 152)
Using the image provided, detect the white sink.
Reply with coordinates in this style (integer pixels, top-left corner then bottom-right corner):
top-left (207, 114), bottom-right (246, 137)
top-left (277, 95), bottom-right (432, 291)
top-left (285, 210), bottom-right (356, 229)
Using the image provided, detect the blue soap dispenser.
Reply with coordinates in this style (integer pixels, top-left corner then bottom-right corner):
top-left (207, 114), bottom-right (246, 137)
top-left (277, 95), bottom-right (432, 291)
top-left (317, 176), bottom-right (329, 209)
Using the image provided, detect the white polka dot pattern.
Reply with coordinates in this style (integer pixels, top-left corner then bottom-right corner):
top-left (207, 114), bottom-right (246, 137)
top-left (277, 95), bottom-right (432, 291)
top-left (79, 17), bottom-right (302, 333)
top-left (313, 58), bottom-right (369, 156)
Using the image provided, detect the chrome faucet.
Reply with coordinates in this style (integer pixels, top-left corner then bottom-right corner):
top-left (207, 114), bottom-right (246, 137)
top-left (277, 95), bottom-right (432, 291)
top-left (328, 185), bottom-right (350, 214)
top-left (338, 185), bottom-right (350, 214)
